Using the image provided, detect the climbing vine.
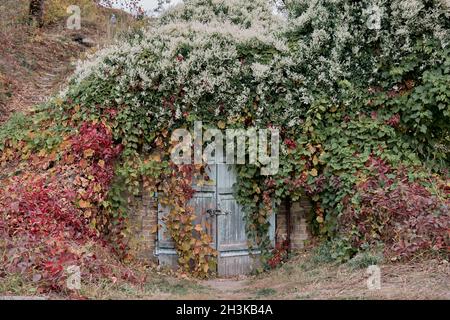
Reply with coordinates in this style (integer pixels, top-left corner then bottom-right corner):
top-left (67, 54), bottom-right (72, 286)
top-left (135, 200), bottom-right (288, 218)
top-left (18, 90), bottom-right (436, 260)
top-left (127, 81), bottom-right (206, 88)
top-left (157, 162), bottom-right (217, 277)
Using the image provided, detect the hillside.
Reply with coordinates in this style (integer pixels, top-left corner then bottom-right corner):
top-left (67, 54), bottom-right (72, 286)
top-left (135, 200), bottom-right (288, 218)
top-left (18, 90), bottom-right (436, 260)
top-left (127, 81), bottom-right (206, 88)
top-left (0, 0), bottom-right (140, 123)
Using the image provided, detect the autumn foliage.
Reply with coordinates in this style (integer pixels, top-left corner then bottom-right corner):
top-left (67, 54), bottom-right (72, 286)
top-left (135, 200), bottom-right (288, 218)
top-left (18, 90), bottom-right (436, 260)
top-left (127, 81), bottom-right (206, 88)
top-left (340, 156), bottom-right (450, 259)
top-left (0, 122), bottom-right (141, 293)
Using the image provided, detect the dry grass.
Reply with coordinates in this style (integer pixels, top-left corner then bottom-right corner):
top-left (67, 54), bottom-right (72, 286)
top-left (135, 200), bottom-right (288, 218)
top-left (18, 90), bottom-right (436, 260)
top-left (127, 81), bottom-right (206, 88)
top-left (80, 252), bottom-right (450, 300)
top-left (0, 0), bottom-right (145, 123)
top-left (242, 252), bottom-right (450, 300)
top-left (1, 249), bottom-right (448, 300)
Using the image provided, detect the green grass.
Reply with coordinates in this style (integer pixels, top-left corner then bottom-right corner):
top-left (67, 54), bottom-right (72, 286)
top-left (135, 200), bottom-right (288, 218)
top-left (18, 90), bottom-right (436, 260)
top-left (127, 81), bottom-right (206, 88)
top-left (0, 274), bottom-right (39, 297)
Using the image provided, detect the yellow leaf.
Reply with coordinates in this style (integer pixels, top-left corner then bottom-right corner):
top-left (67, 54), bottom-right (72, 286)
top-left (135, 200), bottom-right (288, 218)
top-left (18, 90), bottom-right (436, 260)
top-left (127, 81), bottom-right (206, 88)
top-left (312, 155), bottom-right (319, 166)
top-left (218, 121), bottom-right (226, 129)
top-left (194, 224), bottom-right (203, 232)
top-left (83, 149), bottom-right (95, 158)
top-left (150, 153), bottom-right (161, 162)
top-left (98, 160), bottom-right (105, 168)
top-left (316, 216), bottom-right (324, 223)
top-left (150, 225), bottom-right (158, 234)
top-left (308, 144), bottom-right (316, 154)
top-left (182, 241), bottom-right (191, 251)
top-left (93, 184), bottom-right (102, 193)
top-left (310, 168), bottom-right (318, 177)
top-left (258, 216), bottom-right (266, 224)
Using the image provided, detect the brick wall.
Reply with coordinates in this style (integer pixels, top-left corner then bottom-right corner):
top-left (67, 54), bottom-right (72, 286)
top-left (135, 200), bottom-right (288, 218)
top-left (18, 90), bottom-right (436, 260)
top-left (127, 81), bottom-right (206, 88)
top-left (128, 186), bottom-right (158, 261)
top-left (276, 194), bottom-right (312, 250)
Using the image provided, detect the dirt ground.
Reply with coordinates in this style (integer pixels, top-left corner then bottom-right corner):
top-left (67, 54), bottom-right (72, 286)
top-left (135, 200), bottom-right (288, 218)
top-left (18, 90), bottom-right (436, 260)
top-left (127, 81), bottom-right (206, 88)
top-left (200, 257), bottom-right (450, 300)
top-left (65, 252), bottom-right (449, 300)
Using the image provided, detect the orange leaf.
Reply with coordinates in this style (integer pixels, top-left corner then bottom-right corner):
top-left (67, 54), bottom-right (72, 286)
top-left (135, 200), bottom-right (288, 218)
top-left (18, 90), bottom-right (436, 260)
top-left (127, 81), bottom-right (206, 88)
top-left (66, 154), bottom-right (75, 165)
top-left (79, 200), bottom-right (91, 208)
top-left (150, 225), bottom-right (158, 234)
top-left (79, 159), bottom-right (88, 169)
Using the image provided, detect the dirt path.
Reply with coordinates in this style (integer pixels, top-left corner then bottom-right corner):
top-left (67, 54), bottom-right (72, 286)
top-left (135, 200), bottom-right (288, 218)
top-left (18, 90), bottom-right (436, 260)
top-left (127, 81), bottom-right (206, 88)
top-left (202, 278), bottom-right (251, 300)
top-left (6, 62), bottom-right (74, 117)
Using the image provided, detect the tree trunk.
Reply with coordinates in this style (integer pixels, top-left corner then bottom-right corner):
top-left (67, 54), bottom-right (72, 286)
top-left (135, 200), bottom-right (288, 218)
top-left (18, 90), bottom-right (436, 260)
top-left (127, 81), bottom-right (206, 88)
top-left (29, 0), bottom-right (45, 27)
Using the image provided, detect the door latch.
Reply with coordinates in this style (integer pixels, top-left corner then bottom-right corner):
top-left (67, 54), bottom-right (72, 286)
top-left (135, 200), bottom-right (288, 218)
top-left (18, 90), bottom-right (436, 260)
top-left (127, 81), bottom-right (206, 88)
top-left (207, 209), bottom-right (231, 216)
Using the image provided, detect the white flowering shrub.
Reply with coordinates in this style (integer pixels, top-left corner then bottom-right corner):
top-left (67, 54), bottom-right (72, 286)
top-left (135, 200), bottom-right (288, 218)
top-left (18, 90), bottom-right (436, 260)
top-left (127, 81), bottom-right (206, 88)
top-left (62, 0), bottom-right (297, 147)
top-left (281, 0), bottom-right (450, 96)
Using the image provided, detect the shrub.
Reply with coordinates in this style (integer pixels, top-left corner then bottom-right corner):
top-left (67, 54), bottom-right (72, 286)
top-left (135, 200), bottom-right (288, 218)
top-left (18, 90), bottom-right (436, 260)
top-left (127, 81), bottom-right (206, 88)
top-left (339, 157), bottom-right (450, 259)
top-left (0, 122), bottom-right (133, 293)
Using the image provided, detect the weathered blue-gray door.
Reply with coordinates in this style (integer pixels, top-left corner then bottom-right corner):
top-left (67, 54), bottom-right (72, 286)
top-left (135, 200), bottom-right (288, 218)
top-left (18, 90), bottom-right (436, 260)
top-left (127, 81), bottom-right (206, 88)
top-left (157, 164), bottom-right (275, 276)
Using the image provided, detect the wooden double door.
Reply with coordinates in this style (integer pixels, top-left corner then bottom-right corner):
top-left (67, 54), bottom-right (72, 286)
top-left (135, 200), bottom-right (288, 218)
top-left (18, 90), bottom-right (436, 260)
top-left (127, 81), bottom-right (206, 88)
top-left (157, 164), bottom-right (275, 276)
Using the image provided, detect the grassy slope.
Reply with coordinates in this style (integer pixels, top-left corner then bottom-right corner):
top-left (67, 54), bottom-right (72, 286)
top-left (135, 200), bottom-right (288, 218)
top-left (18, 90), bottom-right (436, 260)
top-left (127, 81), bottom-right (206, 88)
top-left (0, 0), bottom-right (138, 123)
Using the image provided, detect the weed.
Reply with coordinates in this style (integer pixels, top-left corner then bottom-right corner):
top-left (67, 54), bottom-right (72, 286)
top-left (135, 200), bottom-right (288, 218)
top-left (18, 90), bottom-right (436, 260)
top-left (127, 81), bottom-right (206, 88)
top-left (346, 251), bottom-right (384, 270)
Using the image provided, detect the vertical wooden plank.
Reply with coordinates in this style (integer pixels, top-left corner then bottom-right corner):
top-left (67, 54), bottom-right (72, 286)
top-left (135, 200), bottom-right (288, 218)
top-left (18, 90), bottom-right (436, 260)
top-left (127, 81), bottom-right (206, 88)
top-left (216, 164), bottom-right (259, 276)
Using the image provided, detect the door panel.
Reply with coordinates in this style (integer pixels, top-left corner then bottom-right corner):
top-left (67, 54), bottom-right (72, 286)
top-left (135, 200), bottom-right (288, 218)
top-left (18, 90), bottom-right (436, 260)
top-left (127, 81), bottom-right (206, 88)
top-left (217, 194), bottom-right (248, 251)
top-left (216, 164), bottom-right (257, 276)
top-left (157, 203), bottom-right (174, 249)
top-left (190, 192), bottom-right (216, 246)
top-left (157, 166), bottom-right (218, 268)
